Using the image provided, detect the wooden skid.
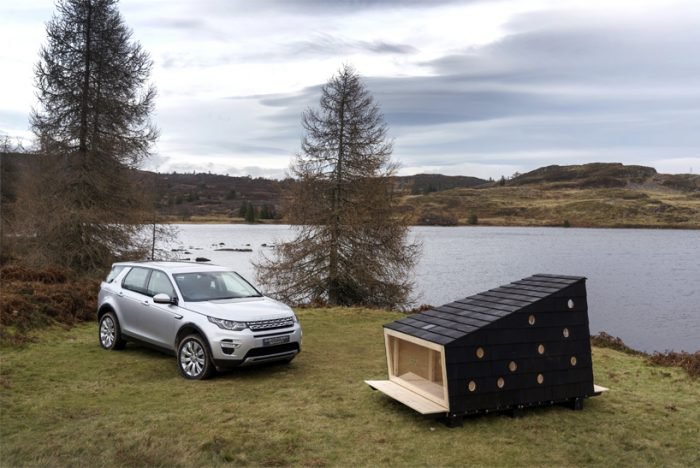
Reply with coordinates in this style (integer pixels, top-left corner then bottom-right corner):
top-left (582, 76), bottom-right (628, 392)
top-left (365, 380), bottom-right (448, 415)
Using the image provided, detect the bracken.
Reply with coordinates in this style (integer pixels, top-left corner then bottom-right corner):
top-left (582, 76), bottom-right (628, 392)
top-left (0, 266), bottom-right (99, 345)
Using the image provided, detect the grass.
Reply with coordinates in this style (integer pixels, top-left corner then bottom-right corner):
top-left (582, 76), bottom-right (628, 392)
top-left (401, 187), bottom-right (700, 228)
top-left (1, 308), bottom-right (699, 467)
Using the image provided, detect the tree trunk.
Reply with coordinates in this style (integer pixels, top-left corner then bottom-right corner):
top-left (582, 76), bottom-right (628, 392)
top-left (328, 81), bottom-right (347, 305)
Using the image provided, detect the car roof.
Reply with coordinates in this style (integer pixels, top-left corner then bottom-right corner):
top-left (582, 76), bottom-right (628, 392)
top-left (112, 261), bottom-right (235, 274)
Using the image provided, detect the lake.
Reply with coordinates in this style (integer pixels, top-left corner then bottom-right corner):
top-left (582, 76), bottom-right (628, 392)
top-left (168, 224), bottom-right (699, 353)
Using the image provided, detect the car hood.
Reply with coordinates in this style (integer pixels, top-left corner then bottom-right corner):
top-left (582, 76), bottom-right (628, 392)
top-left (180, 296), bottom-right (294, 322)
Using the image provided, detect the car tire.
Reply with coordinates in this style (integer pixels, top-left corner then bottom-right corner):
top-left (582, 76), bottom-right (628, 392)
top-left (177, 334), bottom-right (214, 380)
top-left (99, 311), bottom-right (126, 350)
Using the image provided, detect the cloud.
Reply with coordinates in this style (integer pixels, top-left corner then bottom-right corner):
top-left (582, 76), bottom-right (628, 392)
top-left (196, 0), bottom-right (483, 15)
top-left (286, 34), bottom-right (417, 57)
top-left (426, 16), bottom-right (700, 90)
top-left (9, 0), bottom-right (698, 178)
top-left (241, 5), bottom-right (700, 176)
top-left (142, 18), bottom-right (209, 31)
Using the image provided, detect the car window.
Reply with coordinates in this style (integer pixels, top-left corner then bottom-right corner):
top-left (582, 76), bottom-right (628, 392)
top-left (122, 267), bottom-right (150, 295)
top-left (148, 270), bottom-right (175, 298)
top-left (105, 265), bottom-right (126, 283)
top-left (174, 271), bottom-right (261, 302)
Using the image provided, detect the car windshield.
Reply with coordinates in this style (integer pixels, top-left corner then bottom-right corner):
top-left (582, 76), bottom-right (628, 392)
top-left (173, 271), bottom-right (261, 302)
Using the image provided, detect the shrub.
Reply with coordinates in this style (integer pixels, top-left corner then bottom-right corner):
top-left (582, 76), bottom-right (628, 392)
top-left (0, 266), bottom-right (99, 345)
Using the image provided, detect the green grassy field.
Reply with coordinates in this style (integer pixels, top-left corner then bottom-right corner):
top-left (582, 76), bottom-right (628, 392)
top-left (1, 308), bottom-right (698, 467)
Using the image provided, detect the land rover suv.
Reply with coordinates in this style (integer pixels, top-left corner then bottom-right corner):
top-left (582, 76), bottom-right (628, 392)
top-left (97, 261), bottom-right (302, 379)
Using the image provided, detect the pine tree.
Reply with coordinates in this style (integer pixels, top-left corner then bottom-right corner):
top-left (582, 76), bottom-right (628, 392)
top-left (28, 0), bottom-right (157, 271)
top-left (244, 202), bottom-right (256, 223)
top-left (255, 65), bottom-right (419, 309)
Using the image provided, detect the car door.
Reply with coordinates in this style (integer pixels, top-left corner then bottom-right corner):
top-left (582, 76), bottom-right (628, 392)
top-left (141, 269), bottom-right (181, 349)
top-left (118, 266), bottom-right (152, 340)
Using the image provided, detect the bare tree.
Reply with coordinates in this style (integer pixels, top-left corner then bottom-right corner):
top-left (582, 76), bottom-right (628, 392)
top-left (256, 65), bottom-right (419, 309)
top-left (27, 0), bottom-right (157, 272)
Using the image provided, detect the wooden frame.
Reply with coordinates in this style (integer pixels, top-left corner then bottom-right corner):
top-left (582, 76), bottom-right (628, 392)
top-left (383, 329), bottom-right (449, 409)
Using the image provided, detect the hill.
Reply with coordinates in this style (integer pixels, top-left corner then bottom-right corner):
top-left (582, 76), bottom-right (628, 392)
top-left (509, 163), bottom-right (700, 192)
top-left (401, 163), bottom-right (700, 228)
top-left (2, 154), bottom-right (698, 227)
top-left (142, 171), bottom-right (487, 222)
top-left (137, 170), bottom-right (291, 222)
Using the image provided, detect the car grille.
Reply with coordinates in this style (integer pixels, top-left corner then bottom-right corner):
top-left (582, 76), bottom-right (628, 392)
top-left (247, 317), bottom-right (294, 331)
top-left (246, 343), bottom-right (299, 358)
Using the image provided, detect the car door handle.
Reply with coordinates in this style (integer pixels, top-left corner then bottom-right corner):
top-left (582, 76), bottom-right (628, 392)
top-left (173, 314), bottom-right (183, 320)
top-left (118, 292), bottom-right (124, 297)
top-left (143, 300), bottom-right (150, 307)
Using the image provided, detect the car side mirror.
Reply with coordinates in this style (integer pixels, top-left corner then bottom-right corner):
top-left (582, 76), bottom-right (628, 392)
top-left (153, 293), bottom-right (177, 305)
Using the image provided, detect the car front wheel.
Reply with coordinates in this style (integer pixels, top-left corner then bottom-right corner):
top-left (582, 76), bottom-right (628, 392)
top-left (177, 334), bottom-right (214, 380)
top-left (99, 312), bottom-right (125, 350)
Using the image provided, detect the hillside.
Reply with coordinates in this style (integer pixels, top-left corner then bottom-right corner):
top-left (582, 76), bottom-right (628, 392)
top-left (401, 163), bottom-right (700, 228)
top-left (509, 163), bottom-right (700, 192)
top-left (134, 163), bottom-right (700, 227)
top-left (3, 155), bottom-right (699, 227)
top-left (142, 171), bottom-right (487, 222)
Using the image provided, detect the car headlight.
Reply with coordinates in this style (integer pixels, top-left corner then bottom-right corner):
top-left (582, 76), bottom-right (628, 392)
top-left (292, 313), bottom-right (299, 323)
top-left (208, 316), bottom-right (247, 331)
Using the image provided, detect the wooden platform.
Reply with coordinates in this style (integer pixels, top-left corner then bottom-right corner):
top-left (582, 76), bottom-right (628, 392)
top-left (365, 380), bottom-right (448, 415)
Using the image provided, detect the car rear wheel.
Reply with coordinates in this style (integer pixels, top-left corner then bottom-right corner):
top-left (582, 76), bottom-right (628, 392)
top-left (177, 334), bottom-right (214, 380)
top-left (99, 312), bottom-right (126, 350)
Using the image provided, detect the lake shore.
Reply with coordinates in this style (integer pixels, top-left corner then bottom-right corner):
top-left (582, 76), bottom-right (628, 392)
top-left (160, 215), bottom-right (700, 229)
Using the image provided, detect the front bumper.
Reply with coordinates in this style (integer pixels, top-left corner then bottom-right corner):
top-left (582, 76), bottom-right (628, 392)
top-left (207, 323), bottom-right (302, 368)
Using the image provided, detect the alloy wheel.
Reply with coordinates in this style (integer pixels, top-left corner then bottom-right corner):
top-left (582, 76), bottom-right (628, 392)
top-left (100, 316), bottom-right (115, 348)
top-left (180, 339), bottom-right (206, 378)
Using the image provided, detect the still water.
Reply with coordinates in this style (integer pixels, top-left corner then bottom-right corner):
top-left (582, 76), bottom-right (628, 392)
top-left (169, 224), bottom-right (699, 353)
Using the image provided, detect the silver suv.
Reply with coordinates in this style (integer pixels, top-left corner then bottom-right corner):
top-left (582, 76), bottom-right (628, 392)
top-left (97, 261), bottom-right (302, 379)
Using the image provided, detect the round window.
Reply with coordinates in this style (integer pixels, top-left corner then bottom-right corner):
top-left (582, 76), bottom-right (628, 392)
top-left (570, 356), bottom-right (578, 366)
top-left (497, 377), bottom-right (505, 389)
top-left (476, 347), bottom-right (485, 359)
top-left (528, 314), bottom-right (536, 325)
top-left (537, 344), bottom-right (545, 355)
top-left (537, 373), bottom-right (544, 384)
top-left (508, 361), bottom-right (518, 372)
top-left (563, 328), bottom-right (570, 338)
top-left (567, 299), bottom-right (575, 309)
top-left (468, 381), bottom-right (477, 392)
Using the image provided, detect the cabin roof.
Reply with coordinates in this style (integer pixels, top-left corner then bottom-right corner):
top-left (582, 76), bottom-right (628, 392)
top-left (385, 274), bottom-right (586, 345)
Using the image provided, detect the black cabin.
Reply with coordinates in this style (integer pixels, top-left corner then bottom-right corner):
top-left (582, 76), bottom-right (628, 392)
top-left (366, 274), bottom-right (606, 419)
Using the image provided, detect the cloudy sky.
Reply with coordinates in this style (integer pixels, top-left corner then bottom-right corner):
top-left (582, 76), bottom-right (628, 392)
top-left (2, 0), bottom-right (699, 179)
